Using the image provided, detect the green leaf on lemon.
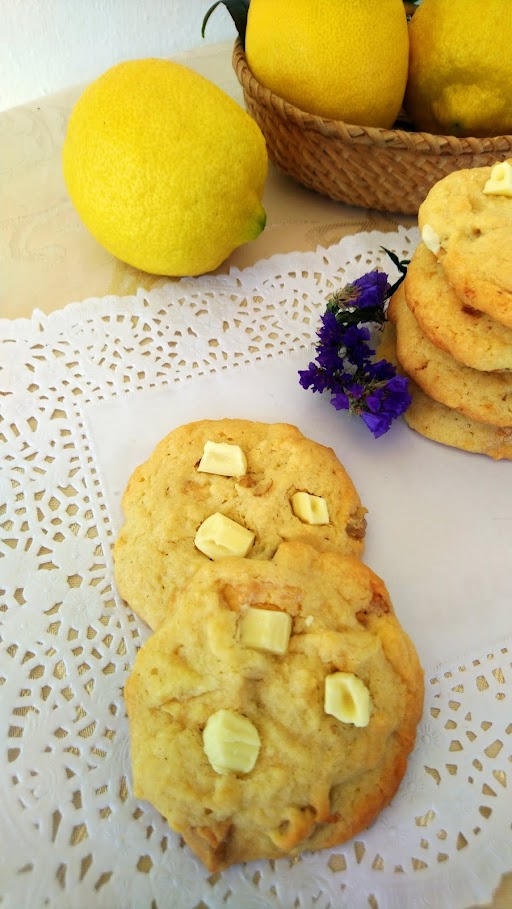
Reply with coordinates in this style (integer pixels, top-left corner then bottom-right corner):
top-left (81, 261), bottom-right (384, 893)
top-left (202, 0), bottom-right (250, 46)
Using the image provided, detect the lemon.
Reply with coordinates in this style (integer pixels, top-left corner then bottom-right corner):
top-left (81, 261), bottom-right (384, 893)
top-left (244, 0), bottom-right (409, 127)
top-left (404, 0), bottom-right (512, 137)
top-left (62, 59), bottom-right (268, 276)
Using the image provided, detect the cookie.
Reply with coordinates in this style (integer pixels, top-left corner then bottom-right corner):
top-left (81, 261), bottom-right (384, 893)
top-left (378, 323), bottom-right (512, 460)
top-left (124, 541), bottom-right (424, 870)
top-left (113, 420), bottom-right (367, 629)
top-left (388, 283), bottom-right (512, 427)
top-left (417, 162), bottom-right (512, 328)
top-left (404, 242), bottom-right (512, 371)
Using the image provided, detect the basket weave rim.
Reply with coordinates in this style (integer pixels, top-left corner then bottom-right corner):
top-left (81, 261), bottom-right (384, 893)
top-left (232, 40), bottom-right (512, 156)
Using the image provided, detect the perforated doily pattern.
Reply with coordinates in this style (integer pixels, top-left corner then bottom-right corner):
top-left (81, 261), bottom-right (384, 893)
top-left (1, 229), bottom-right (511, 909)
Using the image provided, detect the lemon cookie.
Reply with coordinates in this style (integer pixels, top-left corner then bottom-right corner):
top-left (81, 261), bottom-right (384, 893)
top-left (388, 284), bottom-right (512, 427)
top-left (113, 420), bottom-right (367, 629)
top-left (404, 242), bottom-right (512, 371)
top-left (378, 323), bottom-right (512, 459)
top-left (418, 161), bottom-right (512, 328)
top-left (125, 542), bottom-right (424, 870)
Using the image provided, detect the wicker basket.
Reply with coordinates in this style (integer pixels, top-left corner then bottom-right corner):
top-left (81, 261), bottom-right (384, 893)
top-left (232, 40), bottom-right (512, 215)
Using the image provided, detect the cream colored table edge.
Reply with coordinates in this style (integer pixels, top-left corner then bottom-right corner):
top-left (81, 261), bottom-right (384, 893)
top-left (1, 39), bottom-right (510, 909)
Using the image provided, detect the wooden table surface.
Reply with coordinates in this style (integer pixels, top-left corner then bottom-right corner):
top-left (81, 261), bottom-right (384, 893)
top-left (1, 39), bottom-right (510, 909)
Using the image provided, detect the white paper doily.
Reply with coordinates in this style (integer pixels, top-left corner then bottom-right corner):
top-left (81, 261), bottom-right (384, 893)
top-left (1, 227), bottom-right (511, 909)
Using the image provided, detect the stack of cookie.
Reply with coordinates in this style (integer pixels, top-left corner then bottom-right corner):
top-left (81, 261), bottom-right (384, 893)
top-left (113, 419), bottom-right (424, 870)
top-left (381, 160), bottom-right (512, 459)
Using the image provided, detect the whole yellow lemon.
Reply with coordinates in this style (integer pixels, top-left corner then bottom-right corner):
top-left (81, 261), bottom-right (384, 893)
top-left (62, 59), bottom-right (268, 276)
top-left (244, 0), bottom-right (409, 127)
top-left (405, 0), bottom-right (512, 137)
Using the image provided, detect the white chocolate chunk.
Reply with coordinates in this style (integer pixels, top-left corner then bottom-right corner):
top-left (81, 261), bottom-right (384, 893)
top-left (291, 491), bottom-right (329, 525)
top-left (202, 709), bottom-right (261, 774)
top-left (483, 161), bottom-right (512, 197)
top-left (194, 512), bottom-right (255, 560)
top-left (421, 224), bottom-right (441, 255)
top-left (197, 440), bottom-right (247, 477)
top-left (324, 672), bottom-right (371, 727)
top-left (240, 607), bottom-right (292, 655)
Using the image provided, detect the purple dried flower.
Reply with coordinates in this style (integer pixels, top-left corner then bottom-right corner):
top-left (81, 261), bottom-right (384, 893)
top-left (369, 357), bottom-right (397, 382)
top-left (360, 410), bottom-right (395, 438)
top-left (299, 255), bottom-right (411, 438)
top-left (327, 269), bottom-right (390, 315)
top-left (298, 362), bottom-right (331, 394)
top-left (360, 375), bottom-right (412, 438)
top-left (331, 391), bottom-right (350, 411)
top-left (350, 271), bottom-right (390, 308)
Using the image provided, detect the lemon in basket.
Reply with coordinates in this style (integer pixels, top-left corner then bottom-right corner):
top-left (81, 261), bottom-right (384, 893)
top-left (242, 0), bottom-right (409, 128)
top-left (404, 0), bottom-right (512, 137)
top-left (62, 58), bottom-right (267, 276)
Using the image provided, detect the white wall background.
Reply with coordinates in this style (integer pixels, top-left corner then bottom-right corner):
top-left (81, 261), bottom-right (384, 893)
top-left (1, 0), bottom-right (236, 111)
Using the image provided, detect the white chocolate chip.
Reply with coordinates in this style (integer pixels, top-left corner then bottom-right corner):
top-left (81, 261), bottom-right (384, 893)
top-left (421, 224), bottom-right (441, 255)
top-left (240, 607), bottom-right (292, 655)
top-left (202, 709), bottom-right (261, 774)
top-left (483, 161), bottom-right (512, 197)
top-left (324, 672), bottom-right (371, 727)
top-left (194, 512), bottom-right (254, 560)
top-left (197, 440), bottom-right (247, 477)
top-left (291, 491), bottom-right (329, 525)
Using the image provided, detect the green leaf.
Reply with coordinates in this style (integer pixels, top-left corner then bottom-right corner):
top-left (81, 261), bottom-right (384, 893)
top-left (380, 247), bottom-right (409, 298)
top-left (201, 1), bottom-right (250, 47)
